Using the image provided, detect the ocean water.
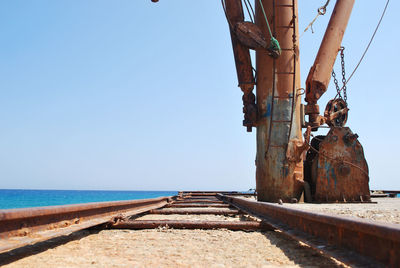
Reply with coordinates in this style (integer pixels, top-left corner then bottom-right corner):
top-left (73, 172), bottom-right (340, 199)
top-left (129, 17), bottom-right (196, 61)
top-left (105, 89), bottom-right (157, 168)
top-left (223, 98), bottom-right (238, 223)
top-left (0, 189), bottom-right (177, 209)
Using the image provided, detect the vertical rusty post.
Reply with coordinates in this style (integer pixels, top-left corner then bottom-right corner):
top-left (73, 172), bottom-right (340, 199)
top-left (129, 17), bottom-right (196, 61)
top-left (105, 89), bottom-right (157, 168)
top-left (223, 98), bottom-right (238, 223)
top-left (305, 0), bottom-right (355, 127)
top-left (225, 0), bottom-right (257, 131)
top-left (255, 0), bottom-right (303, 202)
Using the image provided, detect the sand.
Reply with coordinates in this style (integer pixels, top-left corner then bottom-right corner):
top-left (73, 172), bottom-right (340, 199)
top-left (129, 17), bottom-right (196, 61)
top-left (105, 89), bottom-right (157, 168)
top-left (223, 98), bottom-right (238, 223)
top-left (284, 197), bottom-right (400, 225)
top-left (2, 229), bottom-right (346, 268)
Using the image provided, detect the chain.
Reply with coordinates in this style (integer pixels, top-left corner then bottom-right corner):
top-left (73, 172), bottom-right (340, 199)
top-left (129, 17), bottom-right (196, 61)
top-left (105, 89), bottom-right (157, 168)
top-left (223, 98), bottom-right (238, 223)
top-left (332, 69), bottom-right (341, 99)
top-left (332, 47), bottom-right (347, 104)
top-left (340, 47), bottom-right (347, 103)
top-left (318, 0), bottom-right (331, 15)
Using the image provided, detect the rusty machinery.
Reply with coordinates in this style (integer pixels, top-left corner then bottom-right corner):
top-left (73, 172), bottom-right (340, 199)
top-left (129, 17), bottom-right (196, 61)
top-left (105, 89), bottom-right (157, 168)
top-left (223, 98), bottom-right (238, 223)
top-left (151, 0), bottom-right (371, 203)
top-left (220, 0), bottom-right (370, 203)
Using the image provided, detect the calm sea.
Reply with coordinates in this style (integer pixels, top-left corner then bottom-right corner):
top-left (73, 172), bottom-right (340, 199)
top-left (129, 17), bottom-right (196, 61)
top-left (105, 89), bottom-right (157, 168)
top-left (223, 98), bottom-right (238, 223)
top-left (0, 189), bottom-right (177, 209)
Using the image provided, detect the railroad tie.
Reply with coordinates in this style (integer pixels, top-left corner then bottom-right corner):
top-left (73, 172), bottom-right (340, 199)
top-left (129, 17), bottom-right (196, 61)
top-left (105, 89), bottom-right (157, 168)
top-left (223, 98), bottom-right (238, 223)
top-left (149, 208), bottom-right (242, 215)
top-left (110, 220), bottom-right (273, 231)
top-left (166, 203), bottom-right (231, 208)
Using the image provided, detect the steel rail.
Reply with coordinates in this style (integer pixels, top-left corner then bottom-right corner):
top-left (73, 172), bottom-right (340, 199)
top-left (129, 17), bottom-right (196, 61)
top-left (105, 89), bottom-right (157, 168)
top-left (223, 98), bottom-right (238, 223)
top-left (218, 194), bottom-right (400, 267)
top-left (0, 196), bottom-right (173, 254)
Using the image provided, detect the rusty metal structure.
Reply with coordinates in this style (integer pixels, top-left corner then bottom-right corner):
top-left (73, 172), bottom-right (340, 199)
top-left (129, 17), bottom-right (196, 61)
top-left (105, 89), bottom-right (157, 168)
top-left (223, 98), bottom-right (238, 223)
top-left (220, 0), bottom-right (371, 202)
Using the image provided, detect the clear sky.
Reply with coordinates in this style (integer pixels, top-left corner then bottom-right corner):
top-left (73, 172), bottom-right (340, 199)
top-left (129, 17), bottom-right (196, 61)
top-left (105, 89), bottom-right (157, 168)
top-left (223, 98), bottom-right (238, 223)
top-left (0, 0), bottom-right (398, 191)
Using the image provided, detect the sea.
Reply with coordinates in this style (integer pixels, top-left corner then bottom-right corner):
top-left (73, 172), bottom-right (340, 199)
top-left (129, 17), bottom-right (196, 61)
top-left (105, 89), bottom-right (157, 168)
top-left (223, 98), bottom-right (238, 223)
top-left (0, 189), bottom-right (178, 210)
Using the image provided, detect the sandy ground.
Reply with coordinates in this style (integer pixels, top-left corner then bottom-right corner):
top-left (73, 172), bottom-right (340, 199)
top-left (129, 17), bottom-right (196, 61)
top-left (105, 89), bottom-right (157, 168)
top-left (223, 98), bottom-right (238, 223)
top-left (284, 198), bottom-right (400, 225)
top-left (2, 229), bottom-right (346, 268)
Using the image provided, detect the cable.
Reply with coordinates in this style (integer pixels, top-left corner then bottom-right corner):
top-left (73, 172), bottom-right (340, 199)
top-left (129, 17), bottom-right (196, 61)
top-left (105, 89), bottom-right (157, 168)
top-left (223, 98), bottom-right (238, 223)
top-left (335, 0), bottom-right (390, 99)
top-left (221, 0), bottom-right (234, 29)
top-left (245, 0), bottom-right (255, 20)
top-left (243, 0), bottom-right (254, 23)
top-left (257, 0), bottom-right (273, 38)
top-left (300, 0), bottom-right (331, 39)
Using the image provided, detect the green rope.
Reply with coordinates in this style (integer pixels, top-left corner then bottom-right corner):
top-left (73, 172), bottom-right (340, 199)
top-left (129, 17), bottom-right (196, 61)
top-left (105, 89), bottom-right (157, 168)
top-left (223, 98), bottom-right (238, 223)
top-left (258, 0), bottom-right (272, 38)
top-left (258, 0), bottom-right (281, 58)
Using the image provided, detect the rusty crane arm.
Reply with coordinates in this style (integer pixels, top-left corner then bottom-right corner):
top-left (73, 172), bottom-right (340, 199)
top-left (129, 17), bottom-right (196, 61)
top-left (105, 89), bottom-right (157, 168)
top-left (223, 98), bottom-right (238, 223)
top-left (305, 0), bottom-right (355, 129)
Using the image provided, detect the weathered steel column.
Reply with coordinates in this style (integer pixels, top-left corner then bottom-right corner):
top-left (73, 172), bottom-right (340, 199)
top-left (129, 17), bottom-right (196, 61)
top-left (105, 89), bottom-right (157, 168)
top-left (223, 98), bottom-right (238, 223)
top-left (255, 0), bottom-right (303, 202)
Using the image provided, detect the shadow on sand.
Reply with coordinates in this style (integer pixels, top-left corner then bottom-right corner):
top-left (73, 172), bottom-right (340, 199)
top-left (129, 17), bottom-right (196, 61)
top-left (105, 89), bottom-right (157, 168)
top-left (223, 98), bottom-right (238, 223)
top-left (0, 229), bottom-right (100, 266)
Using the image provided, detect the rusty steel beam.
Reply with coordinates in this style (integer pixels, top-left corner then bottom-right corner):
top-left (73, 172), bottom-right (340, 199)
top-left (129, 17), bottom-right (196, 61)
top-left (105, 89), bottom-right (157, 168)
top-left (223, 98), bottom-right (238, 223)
top-left (110, 220), bottom-right (272, 231)
top-left (305, 0), bottom-right (355, 127)
top-left (149, 208), bottom-right (242, 215)
top-left (0, 196), bottom-right (172, 254)
top-left (224, 0), bottom-right (257, 131)
top-left (219, 194), bottom-right (400, 267)
top-left (167, 203), bottom-right (231, 208)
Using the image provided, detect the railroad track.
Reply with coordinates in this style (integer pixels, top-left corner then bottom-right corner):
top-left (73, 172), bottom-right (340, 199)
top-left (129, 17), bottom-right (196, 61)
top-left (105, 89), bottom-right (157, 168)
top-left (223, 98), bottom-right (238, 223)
top-left (0, 191), bottom-right (399, 267)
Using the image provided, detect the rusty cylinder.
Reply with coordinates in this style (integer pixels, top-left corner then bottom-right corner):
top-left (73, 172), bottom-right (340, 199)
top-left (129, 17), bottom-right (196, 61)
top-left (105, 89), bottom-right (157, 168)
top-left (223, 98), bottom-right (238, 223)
top-left (225, 0), bottom-right (255, 91)
top-left (255, 0), bottom-right (303, 202)
top-left (305, 0), bottom-right (355, 104)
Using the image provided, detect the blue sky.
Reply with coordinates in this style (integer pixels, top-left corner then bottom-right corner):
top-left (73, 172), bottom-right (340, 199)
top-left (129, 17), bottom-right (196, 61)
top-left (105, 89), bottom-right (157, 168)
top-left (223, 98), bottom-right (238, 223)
top-left (0, 0), bottom-right (398, 191)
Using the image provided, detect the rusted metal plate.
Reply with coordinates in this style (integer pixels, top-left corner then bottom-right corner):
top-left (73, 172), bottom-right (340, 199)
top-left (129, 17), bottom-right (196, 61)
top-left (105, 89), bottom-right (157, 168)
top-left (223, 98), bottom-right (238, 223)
top-left (110, 220), bottom-right (273, 231)
top-left (0, 196), bottom-right (172, 254)
top-left (305, 127), bottom-right (370, 202)
top-left (219, 194), bottom-right (400, 267)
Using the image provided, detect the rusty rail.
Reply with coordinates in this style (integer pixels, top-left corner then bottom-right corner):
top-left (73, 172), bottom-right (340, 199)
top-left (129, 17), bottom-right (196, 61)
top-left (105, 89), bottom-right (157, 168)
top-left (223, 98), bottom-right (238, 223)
top-left (218, 194), bottom-right (400, 267)
top-left (0, 196), bottom-right (172, 254)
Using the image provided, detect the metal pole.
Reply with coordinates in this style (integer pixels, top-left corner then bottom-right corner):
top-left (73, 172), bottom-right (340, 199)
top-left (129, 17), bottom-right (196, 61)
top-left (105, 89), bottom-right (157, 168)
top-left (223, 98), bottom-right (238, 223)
top-left (255, 0), bottom-right (303, 202)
